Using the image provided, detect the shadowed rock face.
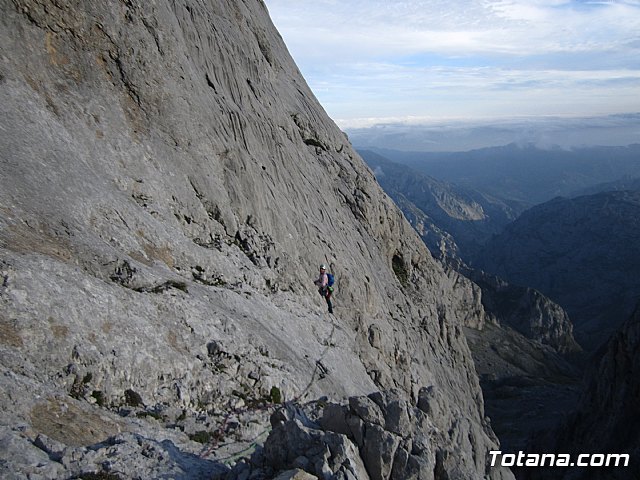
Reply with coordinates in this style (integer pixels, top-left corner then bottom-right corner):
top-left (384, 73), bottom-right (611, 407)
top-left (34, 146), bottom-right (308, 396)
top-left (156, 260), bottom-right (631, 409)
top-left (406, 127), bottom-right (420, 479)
top-left (523, 304), bottom-right (640, 480)
top-left (475, 190), bottom-right (640, 351)
top-left (360, 149), bottom-right (520, 262)
top-left (0, 1), bottom-right (512, 478)
top-left (460, 267), bottom-right (581, 356)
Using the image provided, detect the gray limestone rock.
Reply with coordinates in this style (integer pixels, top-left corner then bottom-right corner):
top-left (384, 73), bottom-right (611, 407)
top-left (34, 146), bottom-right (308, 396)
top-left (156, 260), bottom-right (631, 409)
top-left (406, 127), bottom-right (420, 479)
top-left (361, 424), bottom-right (401, 480)
top-left (348, 396), bottom-right (385, 428)
top-left (240, 390), bottom-right (512, 480)
top-left (0, 0), bottom-right (512, 479)
top-left (262, 411), bottom-right (369, 480)
top-left (274, 470), bottom-right (320, 480)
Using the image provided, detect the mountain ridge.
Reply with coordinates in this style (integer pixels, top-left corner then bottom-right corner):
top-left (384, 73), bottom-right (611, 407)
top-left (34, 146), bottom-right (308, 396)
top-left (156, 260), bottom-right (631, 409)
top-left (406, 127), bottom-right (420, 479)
top-left (363, 143), bottom-right (640, 205)
top-left (359, 148), bottom-right (520, 261)
top-left (475, 190), bottom-right (640, 351)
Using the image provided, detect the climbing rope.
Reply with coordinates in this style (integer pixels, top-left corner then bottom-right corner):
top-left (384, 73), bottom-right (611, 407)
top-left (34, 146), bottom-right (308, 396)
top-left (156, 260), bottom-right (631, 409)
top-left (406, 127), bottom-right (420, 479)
top-left (215, 428), bottom-right (271, 464)
top-left (291, 312), bottom-right (336, 403)
top-left (200, 311), bottom-right (337, 459)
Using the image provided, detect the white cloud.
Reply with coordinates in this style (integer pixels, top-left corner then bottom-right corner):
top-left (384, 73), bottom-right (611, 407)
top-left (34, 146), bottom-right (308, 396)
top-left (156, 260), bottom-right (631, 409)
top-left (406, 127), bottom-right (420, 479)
top-left (264, 0), bottom-right (640, 124)
top-left (267, 0), bottom-right (640, 58)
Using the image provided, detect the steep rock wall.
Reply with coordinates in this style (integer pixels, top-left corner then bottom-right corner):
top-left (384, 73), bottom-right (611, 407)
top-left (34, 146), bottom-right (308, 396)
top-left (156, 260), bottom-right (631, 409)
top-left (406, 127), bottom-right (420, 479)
top-left (0, 1), bottom-right (510, 478)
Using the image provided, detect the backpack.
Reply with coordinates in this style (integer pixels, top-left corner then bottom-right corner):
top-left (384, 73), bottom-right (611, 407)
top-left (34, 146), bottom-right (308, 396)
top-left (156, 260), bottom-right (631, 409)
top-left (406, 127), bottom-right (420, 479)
top-left (326, 273), bottom-right (335, 287)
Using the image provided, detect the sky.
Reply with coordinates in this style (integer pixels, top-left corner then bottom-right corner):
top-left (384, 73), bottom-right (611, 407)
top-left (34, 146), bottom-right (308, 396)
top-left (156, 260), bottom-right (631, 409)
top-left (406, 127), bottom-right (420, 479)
top-left (263, 0), bottom-right (640, 131)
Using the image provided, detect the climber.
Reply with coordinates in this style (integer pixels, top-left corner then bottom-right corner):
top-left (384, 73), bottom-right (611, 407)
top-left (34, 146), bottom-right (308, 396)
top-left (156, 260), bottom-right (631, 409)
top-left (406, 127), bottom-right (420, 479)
top-left (314, 264), bottom-right (334, 314)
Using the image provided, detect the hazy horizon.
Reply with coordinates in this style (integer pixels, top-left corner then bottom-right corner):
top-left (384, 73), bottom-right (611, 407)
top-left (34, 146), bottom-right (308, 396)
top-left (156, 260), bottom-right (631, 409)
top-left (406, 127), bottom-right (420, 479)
top-left (346, 113), bottom-right (640, 152)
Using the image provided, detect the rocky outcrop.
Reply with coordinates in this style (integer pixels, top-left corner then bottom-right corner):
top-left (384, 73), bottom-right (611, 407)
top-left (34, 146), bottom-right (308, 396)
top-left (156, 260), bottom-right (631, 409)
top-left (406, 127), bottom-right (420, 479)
top-left (465, 322), bottom-right (581, 454)
top-left (457, 266), bottom-right (581, 454)
top-left (475, 190), bottom-right (640, 351)
top-left (0, 0), bottom-right (510, 478)
top-left (458, 266), bottom-right (581, 355)
top-left (228, 389), bottom-right (500, 480)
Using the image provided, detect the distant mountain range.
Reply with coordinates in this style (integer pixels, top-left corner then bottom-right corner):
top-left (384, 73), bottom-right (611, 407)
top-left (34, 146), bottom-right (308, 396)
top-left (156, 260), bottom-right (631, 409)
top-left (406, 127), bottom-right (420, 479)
top-left (570, 175), bottom-right (640, 197)
top-left (361, 143), bottom-right (640, 205)
top-left (359, 149), bottom-right (521, 260)
top-left (361, 147), bottom-right (640, 353)
top-left (475, 190), bottom-right (640, 351)
top-left (347, 114), bottom-right (640, 152)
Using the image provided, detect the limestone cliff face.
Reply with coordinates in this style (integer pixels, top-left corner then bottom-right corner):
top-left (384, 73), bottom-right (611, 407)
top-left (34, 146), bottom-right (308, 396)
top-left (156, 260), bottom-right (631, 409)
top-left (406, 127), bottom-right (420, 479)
top-left (0, 1), bottom-right (510, 478)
